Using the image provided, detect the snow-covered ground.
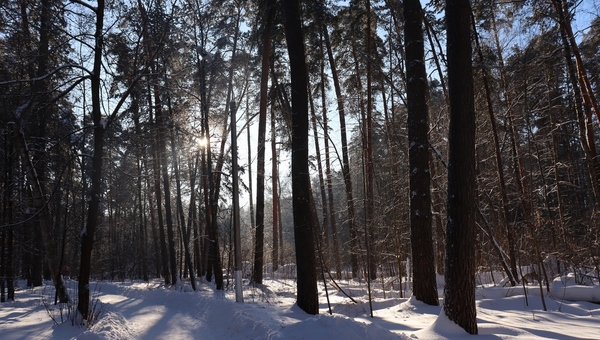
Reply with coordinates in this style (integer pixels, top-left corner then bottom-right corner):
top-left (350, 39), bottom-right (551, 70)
top-left (1, 273), bottom-right (599, 339)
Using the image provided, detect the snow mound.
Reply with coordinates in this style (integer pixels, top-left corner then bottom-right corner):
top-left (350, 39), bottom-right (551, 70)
top-left (77, 309), bottom-right (134, 340)
top-left (413, 311), bottom-right (470, 339)
top-left (550, 276), bottom-right (600, 303)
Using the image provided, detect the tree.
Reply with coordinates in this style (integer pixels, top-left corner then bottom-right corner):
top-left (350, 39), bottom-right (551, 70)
top-left (77, 0), bottom-right (145, 320)
top-left (282, 0), bottom-right (319, 315)
top-left (320, 3), bottom-right (359, 278)
top-left (404, 0), bottom-right (438, 306)
top-left (138, 0), bottom-right (171, 285)
top-left (443, 0), bottom-right (477, 334)
top-left (78, 0), bottom-right (107, 320)
top-left (253, 0), bottom-right (276, 285)
top-left (271, 99), bottom-right (280, 273)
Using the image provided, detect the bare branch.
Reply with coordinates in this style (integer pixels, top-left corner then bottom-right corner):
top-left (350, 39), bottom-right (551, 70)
top-left (0, 64), bottom-right (92, 86)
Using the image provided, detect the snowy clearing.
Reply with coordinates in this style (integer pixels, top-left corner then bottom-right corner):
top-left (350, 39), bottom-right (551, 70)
top-left (1, 274), bottom-right (599, 339)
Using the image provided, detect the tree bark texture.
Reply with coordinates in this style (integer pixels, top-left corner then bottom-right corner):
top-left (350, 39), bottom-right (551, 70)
top-left (283, 0), bottom-right (319, 315)
top-left (444, 0), bottom-right (478, 334)
top-left (404, 0), bottom-right (439, 306)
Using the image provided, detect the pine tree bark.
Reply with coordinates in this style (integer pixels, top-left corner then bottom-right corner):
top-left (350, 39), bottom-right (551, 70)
top-left (283, 0), bottom-right (319, 315)
top-left (404, 0), bottom-right (439, 306)
top-left (444, 0), bottom-right (477, 334)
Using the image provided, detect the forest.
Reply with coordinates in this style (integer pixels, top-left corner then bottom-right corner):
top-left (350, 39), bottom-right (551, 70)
top-left (1, 0), bottom-right (599, 335)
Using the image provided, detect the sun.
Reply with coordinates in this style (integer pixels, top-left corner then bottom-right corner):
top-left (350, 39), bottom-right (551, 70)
top-left (196, 136), bottom-right (208, 149)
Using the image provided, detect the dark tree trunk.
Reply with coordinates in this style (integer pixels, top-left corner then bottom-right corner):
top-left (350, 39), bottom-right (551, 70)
top-left (139, 0), bottom-right (170, 285)
top-left (159, 110), bottom-right (178, 286)
top-left (133, 96), bottom-right (149, 282)
top-left (191, 155), bottom-right (203, 281)
top-left (170, 125), bottom-right (196, 290)
top-left (253, 0), bottom-right (275, 284)
top-left (310, 87), bottom-right (330, 263)
top-left (283, 0), bottom-right (319, 315)
top-left (152, 142), bottom-right (170, 284)
top-left (320, 47), bottom-right (341, 278)
top-left (198, 60), bottom-right (223, 290)
top-left (78, 0), bottom-right (105, 320)
top-left (271, 104), bottom-right (280, 273)
top-left (490, 10), bottom-right (528, 283)
top-left (322, 17), bottom-right (359, 278)
top-left (144, 154), bottom-right (162, 279)
top-left (471, 15), bottom-right (518, 286)
top-left (554, 0), bottom-right (600, 211)
top-left (404, 0), bottom-right (439, 306)
top-left (444, 0), bottom-right (477, 334)
top-left (200, 147), bottom-right (211, 280)
top-left (364, 0), bottom-right (377, 283)
top-left (3, 129), bottom-right (14, 301)
top-left (3, 135), bottom-right (14, 301)
top-left (246, 99), bottom-right (257, 268)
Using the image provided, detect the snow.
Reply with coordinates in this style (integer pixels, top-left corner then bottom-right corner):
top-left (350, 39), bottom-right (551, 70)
top-left (1, 273), bottom-right (599, 340)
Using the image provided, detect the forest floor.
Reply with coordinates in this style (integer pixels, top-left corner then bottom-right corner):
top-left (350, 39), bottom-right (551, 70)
top-left (0, 271), bottom-right (599, 339)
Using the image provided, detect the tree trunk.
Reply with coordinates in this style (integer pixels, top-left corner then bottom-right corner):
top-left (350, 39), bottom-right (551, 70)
top-left (170, 125), bottom-right (196, 290)
top-left (471, 15), bottom-right (518, 286)
top-left (271, 102), bottom-right (280, 273)
top-left (444, 0), bottom-right (477, 334)
top-left (144, 153), bottom-right (162, 278)
top-left (253, 0), bottom-right (274, 284)
top-left (320, 42), bottom-right (342, 278)
top-left (404, 0), bottom-right (439, 306)
top-left (78, 0), bottom-right (105, 320)
top-left (283, 0), bottom-right (318, 315)
top-left (158, 107), bottom-right (178, 286)
top-left (555, 0), bottom-right (600, 211)
top-left (201, 70), bottom-right (224, 291)
top-left (322, 18), bottom-right (359, 278)
top-left (2, 130), bottom-right (15, 301)
top-left (200, 146), bottom-right (211, 280)
top-left (246, 97), bottom-right (256, 267)
top-left (133, 95), bottom-right (149, 282)
top-left (364, 0), bottom-right (377, 283)
top-left (553, 0), bottom-right (600, 131)
top-left (139, 0), bottom-right (170, 285)
top-left (152, 138), bottom-right (170, 284)
top-left (310, 86), bottom-right (330, 265)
